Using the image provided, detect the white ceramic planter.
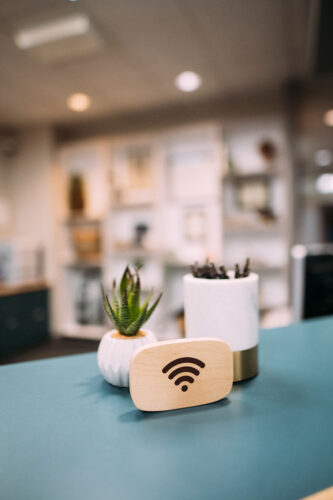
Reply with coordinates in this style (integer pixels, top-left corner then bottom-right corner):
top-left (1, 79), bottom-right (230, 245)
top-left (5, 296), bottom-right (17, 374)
top-left (184, 273), bottom-right (259, 381)
top-left (97, 329), bottom-right (157, 387)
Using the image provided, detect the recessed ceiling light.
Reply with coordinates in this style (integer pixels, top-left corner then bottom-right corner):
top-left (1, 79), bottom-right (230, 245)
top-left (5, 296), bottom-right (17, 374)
top-left (323, 110), bottom-right (333, 126)
top-left (314, 149), bottom-right (332, 167)
top-left (66, 93), bottom-right (91, 112)
top-left (316, 173), bottom-right (333, 194)
top-left (14, 14), bottom-right (90, 50)
top-left (175, 71), bottom-right (202, 92)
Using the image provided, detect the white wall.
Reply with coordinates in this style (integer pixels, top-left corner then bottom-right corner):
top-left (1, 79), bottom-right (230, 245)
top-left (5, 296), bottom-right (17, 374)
top-left (5, 127), bottom-right (56, 282)
top-left (0, 155), bottom-right (12, 236)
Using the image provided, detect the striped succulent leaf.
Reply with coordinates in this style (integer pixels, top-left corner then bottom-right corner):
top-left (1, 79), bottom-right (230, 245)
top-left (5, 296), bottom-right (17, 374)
top-left (101, 265), bottom-right (162, 336)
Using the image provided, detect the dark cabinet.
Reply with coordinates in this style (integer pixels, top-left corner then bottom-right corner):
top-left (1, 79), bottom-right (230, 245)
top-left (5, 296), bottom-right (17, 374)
top-left (0, 288), bottom-right (49, 358)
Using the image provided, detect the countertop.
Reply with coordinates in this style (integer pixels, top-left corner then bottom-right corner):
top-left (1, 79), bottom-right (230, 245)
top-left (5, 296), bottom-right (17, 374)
top-left (1, 316), bottom-right (333, 500)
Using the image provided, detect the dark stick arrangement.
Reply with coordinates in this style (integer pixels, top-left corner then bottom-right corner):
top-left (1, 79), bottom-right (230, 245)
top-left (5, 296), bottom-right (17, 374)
top-left (190, 258), bottom-right (251, 279)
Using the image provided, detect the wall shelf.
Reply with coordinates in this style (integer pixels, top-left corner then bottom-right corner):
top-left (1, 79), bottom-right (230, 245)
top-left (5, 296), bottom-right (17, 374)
top-left (109, 248), bottom-right (159, 259)
top-left (64, 217), bottom-right (102, 226)
top-left (222, 117), bottom-right (292, 324)
top-left (111, 202), bottom-right (154, 210)
top-left (63, 260), bottom-right (102, 269)
top-left (224, 222), bottom-right (283, 235)
top-left (54, 120), bottom-right (292, 337)
top-left (224, 169), bottom-right (282, 181)
top-left (56, 124), bottom-right (224, 340)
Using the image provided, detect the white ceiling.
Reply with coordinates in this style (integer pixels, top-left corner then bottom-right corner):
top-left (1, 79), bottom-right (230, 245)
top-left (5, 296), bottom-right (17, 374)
top-left (0, 0), bottom-right (313, 127)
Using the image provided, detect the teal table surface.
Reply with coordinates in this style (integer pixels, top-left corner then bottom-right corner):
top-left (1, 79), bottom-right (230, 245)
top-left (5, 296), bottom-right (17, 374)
top-left (1, 317), bottom-right (333, 500)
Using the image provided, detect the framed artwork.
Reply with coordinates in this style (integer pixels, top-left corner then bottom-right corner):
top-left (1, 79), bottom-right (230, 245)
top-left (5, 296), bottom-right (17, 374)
top-left (236, 179), bottom-right (269, 210)
top-left (112, 146), bottom-right (155, 204)
top-left (127, 148), bottom-right (153, 190)
top-left (184, 209), bottom-right (206, 242)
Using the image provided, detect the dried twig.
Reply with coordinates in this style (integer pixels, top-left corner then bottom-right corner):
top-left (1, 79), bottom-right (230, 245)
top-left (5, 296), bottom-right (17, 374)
top-left (190, 258), bottom-right (251, 279)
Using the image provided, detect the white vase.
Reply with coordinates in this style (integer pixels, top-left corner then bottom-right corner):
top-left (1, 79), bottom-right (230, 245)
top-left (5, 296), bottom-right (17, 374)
top-left (97, 329), bottom-right (157, 387)
top-left (184, 273), bottom-right (259, 381)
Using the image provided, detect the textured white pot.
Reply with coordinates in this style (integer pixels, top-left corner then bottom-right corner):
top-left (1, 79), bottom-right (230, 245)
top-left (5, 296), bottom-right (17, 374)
top-left (97, 329), bottom-right (157, 387)
top-left (184, 273), bottom-right (259, 380)
top-left (184, 273), bottom-right (258, 349)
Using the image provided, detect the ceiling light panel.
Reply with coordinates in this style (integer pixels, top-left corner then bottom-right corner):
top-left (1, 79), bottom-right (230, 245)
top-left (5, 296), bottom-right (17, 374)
top-left (14, 14), bottom-right (104, 64)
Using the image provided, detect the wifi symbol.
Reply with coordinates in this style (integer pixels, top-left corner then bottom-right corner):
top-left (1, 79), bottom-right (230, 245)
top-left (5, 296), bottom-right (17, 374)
top-left (162, 357), bottom-right (205, 392)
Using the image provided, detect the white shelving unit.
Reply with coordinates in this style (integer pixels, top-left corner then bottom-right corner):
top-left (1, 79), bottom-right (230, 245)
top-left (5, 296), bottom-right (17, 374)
top-left (222, 117), bottom-right (292, 320)
top-left (53, 139), bottom-right (110, 339)
top-left (53, 119), bottom-right (293, 339)
top-left (55, 123), bottom-right (224, 340)
top-left (104, 124), bottom-right (224, 340)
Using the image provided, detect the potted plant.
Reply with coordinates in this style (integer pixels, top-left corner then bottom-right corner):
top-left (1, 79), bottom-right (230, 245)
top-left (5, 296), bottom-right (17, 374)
top-left (184, 259), bottom-right (259, 381)
top-left (98, 266), bottom-right (162, 387)
top-left (68, 174), bottom-right (85, 216)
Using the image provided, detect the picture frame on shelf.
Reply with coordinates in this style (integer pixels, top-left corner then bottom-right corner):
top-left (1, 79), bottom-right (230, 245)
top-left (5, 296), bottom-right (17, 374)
top-left (164, 203), bottom-right (221, 264)
top-left (235, 179), bottom-right (270, 211)
top-left (128, 148), bottom-right (154, 190)
top-left (184, 208), bottom-right (206, 242)
top-left (111, 145), bottom-right (155, 205)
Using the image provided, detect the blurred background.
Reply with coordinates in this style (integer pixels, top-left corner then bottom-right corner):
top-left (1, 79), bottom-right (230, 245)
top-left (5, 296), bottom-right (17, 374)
top-left (1, 0), bottom-right (333, 363)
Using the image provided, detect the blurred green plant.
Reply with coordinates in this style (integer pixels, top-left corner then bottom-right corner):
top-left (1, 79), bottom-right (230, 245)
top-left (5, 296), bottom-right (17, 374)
top-left (101, 266), bottom-right (162, 336)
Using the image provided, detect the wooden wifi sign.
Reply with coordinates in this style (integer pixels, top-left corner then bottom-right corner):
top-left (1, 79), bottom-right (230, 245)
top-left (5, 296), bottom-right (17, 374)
top-left (130, 338), bottom-right (233, 411)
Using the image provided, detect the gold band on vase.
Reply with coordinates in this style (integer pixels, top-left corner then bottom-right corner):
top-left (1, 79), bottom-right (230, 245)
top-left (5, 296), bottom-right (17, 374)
top-left (233, 345), bottom-right (258, 382)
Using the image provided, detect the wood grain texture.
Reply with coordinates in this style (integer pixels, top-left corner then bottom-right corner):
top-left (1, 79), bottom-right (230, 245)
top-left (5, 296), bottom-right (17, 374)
top-left (129, 338), bottom-right (233, 411)
top-left (302, 487), bottom-right (333, 500)
top-left (0, 280), bottom-right (48, 297)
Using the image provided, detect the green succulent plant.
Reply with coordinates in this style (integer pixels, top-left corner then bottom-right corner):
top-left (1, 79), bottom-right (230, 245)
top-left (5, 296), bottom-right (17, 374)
top-left (101, 266), bottom-right (162, 336)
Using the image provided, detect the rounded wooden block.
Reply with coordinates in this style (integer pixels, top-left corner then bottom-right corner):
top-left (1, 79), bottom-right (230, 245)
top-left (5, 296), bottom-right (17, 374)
top-left (129, 338), bottom-right (233, 412)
